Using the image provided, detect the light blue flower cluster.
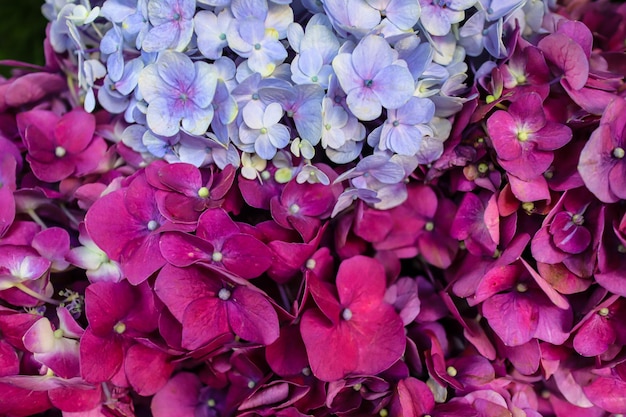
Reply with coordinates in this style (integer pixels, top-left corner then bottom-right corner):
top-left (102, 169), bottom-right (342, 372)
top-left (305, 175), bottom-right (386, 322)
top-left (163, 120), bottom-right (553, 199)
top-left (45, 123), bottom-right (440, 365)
top-left (43, 0), bottom-right (550, 209)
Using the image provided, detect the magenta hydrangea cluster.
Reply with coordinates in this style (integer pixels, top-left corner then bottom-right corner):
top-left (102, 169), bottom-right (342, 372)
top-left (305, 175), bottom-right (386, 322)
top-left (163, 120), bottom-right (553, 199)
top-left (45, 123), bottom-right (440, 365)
top-left (1, 0), bottom-right (626, 416)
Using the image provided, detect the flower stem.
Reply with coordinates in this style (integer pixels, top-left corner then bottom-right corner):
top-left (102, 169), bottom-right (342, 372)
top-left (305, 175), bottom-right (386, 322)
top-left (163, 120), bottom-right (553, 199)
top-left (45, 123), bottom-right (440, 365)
top-left (14, 282), bottom-right (61, 305)
top-left (27, 209), bottom-right (47, 229)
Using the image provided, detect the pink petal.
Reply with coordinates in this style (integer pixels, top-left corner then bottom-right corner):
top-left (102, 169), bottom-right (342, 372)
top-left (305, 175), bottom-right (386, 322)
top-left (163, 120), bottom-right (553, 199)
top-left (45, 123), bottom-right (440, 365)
top-left (159, 232), bottom-right (214, 267)
top-left (266, 323), bottom-right (309, 377)
top-left (154, 264), bottom-right (220, 322)
top-left (48, 385), bottom-right (102, 413)
top-left (85, 281), bottom-right (134, 336)
top-left (182, 297), bottom-right (230, 350)
top-left (151, 372), bottom-right (201, 417)
top-left (538, 33), bottom-right (589, 90)
top-left (226, 286), bottom-right (279, 345)
top-left (157, 162), bottom-right (202, 194)
top-left (300, 309), bottom-right (358, 381)
top-left (573, 313), bottom-right (615, 357)
top-left (54, 109), bottom-right (96, 153)
top-left (125, 343), bottom-right (174, 396)
top-left (196, 208), bottom-right (240, 242)
top-left (583, 376), bottom-right (626, 413)
top-left (221, 234), bottom-right (272, 278)
top-left (483, 292), bottom-right (538, 346)
top-left (487, 110), bottom-right (522, 160)
top-left (79, 330), bottom-right (123, 383)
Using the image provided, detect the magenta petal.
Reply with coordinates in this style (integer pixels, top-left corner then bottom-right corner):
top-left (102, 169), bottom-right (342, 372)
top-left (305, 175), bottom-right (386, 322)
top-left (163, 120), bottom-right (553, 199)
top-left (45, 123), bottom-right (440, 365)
top-left (550, 213), bottom-right (591, 254)
top-left (79, 330), bottom-right (123, 383)
top-left (221, 234), bottom-right (271, 278)
top-left (157, 162), bottom-right (202, 194)
top-left (301, 309), bottom-right (358, 381)
top-left (500, 148), bottom-right (553, 181)
top-left (155, 264), bottom-right (220, 322)
top-left (48, 385), bottom-right (101, 413)
top-left (0, 339), bottom-right (19, 377)
top-left (151, 372), bottom-right (201, 417)
top-left (54, 109), bottom-right (96, 153)
top-left (85, 281), bottom-right (134, 336)
top-left (562, 80), bottom-right (616, 115)
top-left (390, 377), bottom-right (434, 417)
top-left (531, 227), bottom-right (567, 264)
top-left (487, 110), bottom-right (522, 160)
top-left (573, 314), bottom-right (615, 357)
top-left (608, 160), bottom-right (626, 200)
top-left (482, 292), bottom-right (538, 346)
top-left (125, 343), bottom-right (174, 396)
top-left (226, 286), bottom-right (279, 345)
top-left (120, 232), bottom-right (166, 285)
top-left (509, 93), bottom-right (546, 132)
top-left (159, 232), bottom-right (214, 267)
top-left (266, 324), bottom-right (309, 377)
top-left (182, 297), bottom-right (230, 350)
top-left (583, 376), bottom-right (626, 413)
top-left (507, 173), bottom-right (551, 202)
top-left (533, 122), bottom-right (572, 151)
top-left (0, 383), bottom-right (51, 416)
top-left (538, 33), bottom-right (589, 90)
top-left (196, 208), bottom-right (240, 242)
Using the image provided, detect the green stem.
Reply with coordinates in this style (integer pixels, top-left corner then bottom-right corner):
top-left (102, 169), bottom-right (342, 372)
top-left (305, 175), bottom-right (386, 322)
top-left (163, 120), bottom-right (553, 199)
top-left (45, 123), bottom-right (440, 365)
top-left (27, 210), bottom-right (47, 229)
top-left (14, 282), bottom-right (60, 306)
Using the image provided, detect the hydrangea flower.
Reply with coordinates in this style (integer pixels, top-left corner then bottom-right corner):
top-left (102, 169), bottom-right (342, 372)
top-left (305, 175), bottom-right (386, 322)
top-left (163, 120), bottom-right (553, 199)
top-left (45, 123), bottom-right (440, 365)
top-left (138, 51), bottom-right (218, 137)
top-left (332, 35), bottom-right (415, 121)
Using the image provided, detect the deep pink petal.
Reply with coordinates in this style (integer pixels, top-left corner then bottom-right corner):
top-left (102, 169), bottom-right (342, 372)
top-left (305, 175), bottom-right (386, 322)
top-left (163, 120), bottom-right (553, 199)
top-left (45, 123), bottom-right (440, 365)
top-left (72, 136), bottom-right (108, 177)
top-left (54, 109), bottom-right (95, 153)
top-left (487, 110), bottom-right (522, 160)
top-left (48, 385), bottom-right (102, 413)
top-left (151, 372), bottom-right (200, 417)
top-left (300, 308), bottom-right (358, 381)
top-left (120, 232), bottom-right (166, 285)
top-left (266, 323), bottom-right (309, 377)
top-left (226, 286), bottom-right (279, 345)
top-left (125, 343), bottom-right (174, 396)
top-left (79, 329), bottom-right (123, 383)
top-left (85, 281), bottom-right (135, 336)
top-left (538, 33), bottom-right (589, 90)
top-left (221, 234), bottom-right (272, 278)
top-left (182, 297), bottom-right (230, 350)
top-left (573, 313), bottom-right (615, 357)
top-left (157, 162), bottom-right (202, 194)
top-left (532, 122), bottom-right (572, 152)
top-left (390, 377), bottom-right (434, 417)
top-left (583, 376), bottom-right (626, 413)
top-left (154, 264), bottom-right (221, 322)
top-left (509, 93), bottom-right (546, 132)
top-left (336, 255), bottom-right (386, 309)
top-left (196, 208), bottom-right (240, 243)
top-left (159, 232), bottom-right (214, 267)
top-left (482, 292), bottom-right (538, 346)
top-left (578, 124), bottom-right (619, 203)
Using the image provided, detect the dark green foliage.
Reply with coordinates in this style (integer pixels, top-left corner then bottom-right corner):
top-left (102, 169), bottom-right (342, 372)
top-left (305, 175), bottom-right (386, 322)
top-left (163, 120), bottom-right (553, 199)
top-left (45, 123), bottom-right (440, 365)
top-left (0, 0), bottom-right (47, 77)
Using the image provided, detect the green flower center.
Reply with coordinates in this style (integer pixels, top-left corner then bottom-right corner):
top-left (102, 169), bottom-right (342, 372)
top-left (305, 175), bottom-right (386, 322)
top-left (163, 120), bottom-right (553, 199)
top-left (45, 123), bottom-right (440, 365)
top-left (198, 187), bottom-right (210, 198)
top-left (55, 146), bottom-right (67, 158)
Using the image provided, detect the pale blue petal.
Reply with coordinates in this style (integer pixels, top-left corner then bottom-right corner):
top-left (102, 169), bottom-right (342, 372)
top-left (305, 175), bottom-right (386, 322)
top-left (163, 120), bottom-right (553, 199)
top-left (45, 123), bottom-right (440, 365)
top-left (242, 101), bottom-right (265, 129)
top-left (352, 35), bottom-right (394, 80)
top-left (268, 124), bottom-right (290, 148)
top-left (371, 64), bottom-right (414, 110)
top-left (147, 98), bottom-right (180, 136)
top-left (387, 124), bottom-right (423, 155)
top-left (137, 64), bottom-right (164, 102)
top-left (254, 134), bottom-right (278, 159)
top-left (263, 102), bottom-right (284, 127)
top-left (346, 87), bottom-right (382, 121)
top-left (191, 61), bottom-right (218, 108)
top-left (182, 106), bottom-right (214, 135)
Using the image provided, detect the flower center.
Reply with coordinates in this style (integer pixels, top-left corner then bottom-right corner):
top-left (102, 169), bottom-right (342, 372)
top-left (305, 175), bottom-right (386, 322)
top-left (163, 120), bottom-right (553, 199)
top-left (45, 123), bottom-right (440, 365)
top-left (247, 380), bottom-right (256, 389)
top-left (302, 367), bottom-right (311, 376)
top-left (424, 221), bottom-right (435, 231)
top-left (619, 244), bottom-right (626, 253)
top-left (517, 130), bottom-right (529, 142)
top-left (516, 282), bottom-right (528, 293)
top-left (446, 366), bottom-right (458, 377)
top-left (571, 213), bottom-right (584, 226)
top-left (392, 120), bottom-right (400, 127)
top-left (219, 33), bottom-right (226, 41)
top-left (260, 170), bottom-right (271, 180)
top-left (207, 399), bottom-right (216, 407)
top-left (198, 187), bottom-right (210, 198)
top-left (341, 308), bottom-right (353, 321)
top-left (364, 79), bottom-right (373, 88)
top-left (260, 127), bottom-right (268, 134)
top-left (55, 146), bottom-right (67, 158)
top-left (311, 75), bottom-right (318, 83)
top-left (254, 43), bottom-right (262, 50)
top-left (305, 258), bottom-right (316, 269)
top-left (325, 123), bottom-right (332, 131)
top-left (218, 288), bottom-right (231, 301)
top-left (289, 203), bottom-right (300, 214)
top-left (598, 307), bottom-right (610, 316)
top-left (352, 383), bottom-right (362, 391)
top-left (53, 329), bottom-right (64, 339)
top-left (522, 202), bottom-right (535, 213)
top-left (147, 220), bottom-right (159, 231)
top-left (114, 322), bottom-right (126, 334)
top-left (252, 93), bottom-right (259, 100)
top-left (613, 147), bottom-right (625, 159)
top-left (212, 251), bottom-right (223, 262)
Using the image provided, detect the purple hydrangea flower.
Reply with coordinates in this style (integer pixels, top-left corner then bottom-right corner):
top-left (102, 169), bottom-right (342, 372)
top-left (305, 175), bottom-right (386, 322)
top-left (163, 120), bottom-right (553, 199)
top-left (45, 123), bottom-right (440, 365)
top-left (138, 51), bottom-right (218, 137)
top-left (332, 35), bottom-right (415, 121)
top-left (142, 0), bottom-right (195, 52)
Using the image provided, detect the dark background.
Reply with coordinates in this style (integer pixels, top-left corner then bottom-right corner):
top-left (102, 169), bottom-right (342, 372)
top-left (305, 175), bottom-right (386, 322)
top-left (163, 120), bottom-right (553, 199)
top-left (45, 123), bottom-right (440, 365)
top-left (0, 0), bottom-right (47, 77)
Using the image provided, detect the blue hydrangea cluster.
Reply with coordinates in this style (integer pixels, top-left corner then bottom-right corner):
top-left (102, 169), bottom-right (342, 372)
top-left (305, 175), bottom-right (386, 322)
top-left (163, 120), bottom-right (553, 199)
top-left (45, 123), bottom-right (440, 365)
top-left (43, 0), bottom-right (550, 209)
